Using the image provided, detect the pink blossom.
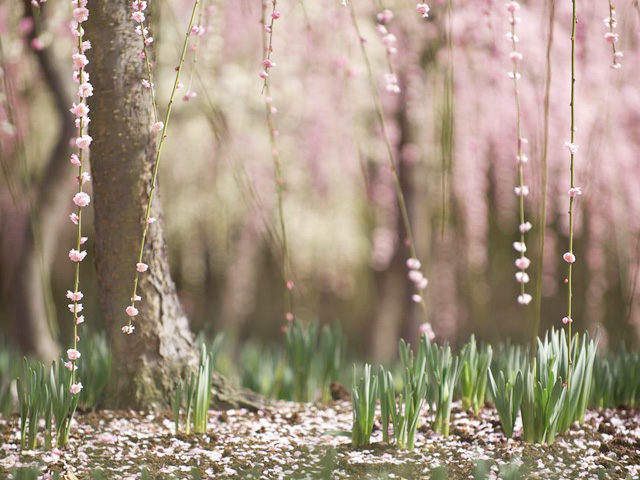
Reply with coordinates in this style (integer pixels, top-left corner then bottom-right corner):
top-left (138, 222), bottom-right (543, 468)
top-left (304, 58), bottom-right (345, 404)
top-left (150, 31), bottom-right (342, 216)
top-left (72, 53), bottom-right (89, 69)
top-left (141, 79), bottom-right (151, 89)
top-left (152, 122), bottom-right (164, 132)
top-left (286, 280), bottom-right (295, 290)
top-left (416, 3), bottom-right (430, 18)
top-left (262, 59), bottom-right (276, 68)
top-left (133, 0), bottom-right (147, 11)
top-left (412, 294), bottom-right (422, 303)
top-left (271, 11), bottom-right (282, 19)
top-left (564, 141), bottom-right (578, 155)
top-left (147, 217), bottom-right (157, 225)
top-left (70, 213), bottom-right (79, 225)
top-left (285, 312), bottom-right (294, 321)
top-left (70, 103), bottom-right (89, 117)
top-left (419, 322), bottom-right (435, 340)
top-left (80, 236), bottom-right (88, 244)
top-left (132, 11), bottom-right (145, 23)
top-left (517, 293), bottom-right (532, 305)
top-left (132, 294), bottom-right (141, 302)
top-left (73, 70), bottom-right (90, 84)
top-left (70, 154), bottom-right (81, 166)
top-left (506, 1), bottom-right (520, 13)
top-left (513, 241), bottom-right (526, 253)
top-left (562, 316), bottom-right (573, 324)
top-left (122, 325), bottom-right (135, 334)
top-left (136, 262), bottom-right (148, 273)
top-left (516, 154), bottom-right (528, 163)
top-left (376, 9), bottom-right (394, 24)
top-left (76, 315), bottom-right (85, 325)
top-left (68, 303), bottom-right (83, 313)
top-left (69, 249), bottom-right (87, 262)
top-left (416, 277), bottom-right (429, 290)
top-left (509, 51), bottom-right (523, 62)
top-left (81, 40), bottom-right (91, 52)
top-left (381, 34), bottom-right (397, 47)
top-left (563, 252), bottom-right (576, 263)
top-left (519, 222), bottom-right (532, 233)
top-left (144, 37), bottom-right (154, 46)
top-left (514, 185), bottom-right (529, 197)
top-left (126, 306), bottom-right (139, 317)
top-left (515, 256), bottom-right (531, 270)
top-left (64, 361), bottom-right (77, 371)
top-left (31, 38), bottom-right (44, 51)
top-left (515, 271), bottom-right (530, 283)
top-left (259, 71), bottom-right (269, 79)
top-left (78, 82), bottom-right (93, 98)
top-left (604, 32), bottom-right (618, 43)
top-left (66, 290), bottom-right (83, 301)
top-left (408, 270), bottom-right (424, 283)
top-left (67, 349), bottom-right (81, 360)
top-left (505, 32), bottom-right (519, 43)
top-left (73, 7), bottom-right (89, 23)
top-left (70, 383), bottom-right (83, 395)
top-left (76, 135), bottom-right (92, 150)
top-left (406, 258), bottom-right (421, 270)
top-left (568, 187), bottom-right (582, 197)
top-left (73, 192), bottom-right (91, 207)
top-left (76, 172), bottom-right (91, 185)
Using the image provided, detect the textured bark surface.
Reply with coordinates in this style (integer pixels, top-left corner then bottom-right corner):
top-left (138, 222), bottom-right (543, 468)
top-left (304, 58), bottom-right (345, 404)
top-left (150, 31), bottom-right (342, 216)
top-left (87, 0), bottom-right (198, 410)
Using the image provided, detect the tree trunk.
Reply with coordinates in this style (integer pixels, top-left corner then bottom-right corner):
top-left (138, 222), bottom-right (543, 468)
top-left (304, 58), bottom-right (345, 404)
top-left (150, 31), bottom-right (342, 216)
top-left (369, 78), bottom-right (418, 361)
top-left (87, 0), bottom-right (198, 410)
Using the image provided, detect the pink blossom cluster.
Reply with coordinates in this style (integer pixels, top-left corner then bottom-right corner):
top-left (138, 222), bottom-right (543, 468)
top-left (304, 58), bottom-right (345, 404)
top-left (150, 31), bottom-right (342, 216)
top-left (416, 3), bottom-right (430, 18)
top-left (260, 3), bottom-right (281, 85)
top-left (604, 4), bottom-right (622, 70)
top-left (65, 0), bottom-right (95, 396)
top-left (407, 257), bottom-right (428, 304)
top-left (505, 1), bottom-right (532, 306)
top-left (375, 9), bottom-right (400, 94)
top-left (132, 0), bottom-right (164, 124)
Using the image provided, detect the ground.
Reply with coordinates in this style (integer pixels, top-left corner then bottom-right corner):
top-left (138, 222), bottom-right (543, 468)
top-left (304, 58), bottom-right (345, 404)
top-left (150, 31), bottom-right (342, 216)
top-left (0, 402), bottom-right (639, 479)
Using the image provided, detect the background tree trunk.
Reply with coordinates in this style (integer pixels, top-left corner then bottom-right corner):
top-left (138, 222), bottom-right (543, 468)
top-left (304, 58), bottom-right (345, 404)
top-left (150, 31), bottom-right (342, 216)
top-left (87, 0), bottom-right (198, 410)
top-left (1, 1), bottom-right (74, 361)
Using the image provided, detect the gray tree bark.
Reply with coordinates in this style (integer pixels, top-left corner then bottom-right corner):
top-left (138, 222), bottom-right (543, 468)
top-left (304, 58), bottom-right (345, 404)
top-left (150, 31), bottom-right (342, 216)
top-left (87, 0), bottom-right (198, 410)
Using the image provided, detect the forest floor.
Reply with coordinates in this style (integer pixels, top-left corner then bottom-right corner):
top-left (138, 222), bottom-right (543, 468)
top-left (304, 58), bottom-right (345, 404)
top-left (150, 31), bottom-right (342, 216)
top-left (0, 401), bottom-right (639, 479)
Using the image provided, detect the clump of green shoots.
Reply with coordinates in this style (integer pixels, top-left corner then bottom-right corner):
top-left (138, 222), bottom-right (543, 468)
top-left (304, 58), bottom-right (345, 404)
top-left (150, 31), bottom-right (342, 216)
top-left (491, 341), bottom-right (529, 387)
top-left (459, 335), bottom-right (493, 415)
top-left (240, 344), bottom-right (292, 400)
top-left (487, 369), bottom-right (523, 438)
top-left (520, 357), bottom-right (567, 445)
top-left (285, 320), bottom-right (319, 402)
top-left (423, 335), bottom-right (465, 436)
top-left (172, 344), bottom-right (214, 435)
top-left (79, 333), bottom-right (111, 410)
top-left (0, 347), bottom-right (16, 415)
top-left (556, 331), bottom-right (598, 431)
top-left (351, 364), bottom-right (378, 447)
top-left (378, 340), bottom-right (428, 450)
top-left (318, 323), bottom-right (346, 402)
top-left (49, 360), bottom-right (80, 448)
top-left (17, 359), bottom-right (47, 450)
top-left (17, 358), bottom-right (79, 450)
top-left (591, 345), bottom-right (640, 409)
